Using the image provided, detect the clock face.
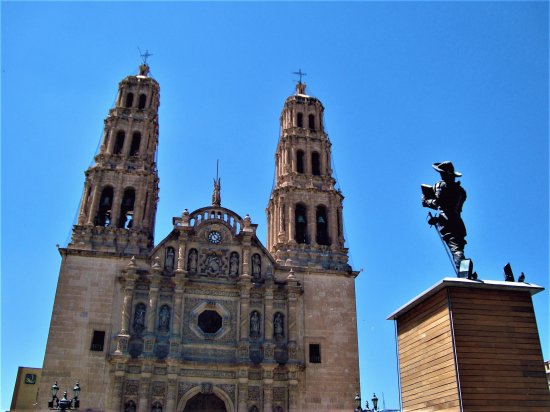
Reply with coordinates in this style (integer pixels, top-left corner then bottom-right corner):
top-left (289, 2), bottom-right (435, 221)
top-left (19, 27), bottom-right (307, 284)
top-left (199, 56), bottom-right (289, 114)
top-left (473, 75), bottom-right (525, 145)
top-left (24, 374), bottom-right (36, 384)
top-left (208, 231), bottom-right (222, 244)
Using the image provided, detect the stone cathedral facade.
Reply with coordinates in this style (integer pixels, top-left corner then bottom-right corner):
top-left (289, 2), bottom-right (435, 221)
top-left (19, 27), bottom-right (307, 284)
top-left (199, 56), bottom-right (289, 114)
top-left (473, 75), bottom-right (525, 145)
top-left (38, 64), bottom-right (360, 412)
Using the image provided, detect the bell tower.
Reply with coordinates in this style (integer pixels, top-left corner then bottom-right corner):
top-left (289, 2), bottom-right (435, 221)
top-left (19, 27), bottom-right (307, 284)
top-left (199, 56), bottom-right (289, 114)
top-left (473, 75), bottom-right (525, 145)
top-left (267, 81), bottom-right (349, 270)
top-left (70, 63), bottom-right (160, 255)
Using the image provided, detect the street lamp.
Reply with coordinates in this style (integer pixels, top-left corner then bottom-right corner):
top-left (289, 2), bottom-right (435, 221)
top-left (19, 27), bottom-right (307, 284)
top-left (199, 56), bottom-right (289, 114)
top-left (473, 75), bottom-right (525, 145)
top-left (48, 381), bottom-right (81, 410)
top-left (371, 393), bottom-right (379, 411)
top-left (354, 392), bottom-right (379, 412)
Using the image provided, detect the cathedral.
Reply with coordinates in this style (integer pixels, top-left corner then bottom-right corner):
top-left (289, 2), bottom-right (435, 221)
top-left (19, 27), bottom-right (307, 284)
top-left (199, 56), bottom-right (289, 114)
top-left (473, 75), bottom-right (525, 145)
top-left (38, 63), bottom-right (360, 412)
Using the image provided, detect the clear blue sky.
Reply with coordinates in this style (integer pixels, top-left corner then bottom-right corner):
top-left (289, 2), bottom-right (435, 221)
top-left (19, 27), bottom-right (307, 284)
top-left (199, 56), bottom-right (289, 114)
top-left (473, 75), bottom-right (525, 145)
top-left (2, 2), bottom-right (548, 410)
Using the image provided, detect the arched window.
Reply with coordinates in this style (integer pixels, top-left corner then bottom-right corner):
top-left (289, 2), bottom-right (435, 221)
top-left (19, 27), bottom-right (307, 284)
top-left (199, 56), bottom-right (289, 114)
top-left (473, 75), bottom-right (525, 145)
top-left (118, 188), bottom-right (135, 229)
top-left (113, 131), bottom-right (125, 155)
top-left (297, 112), bottom-right (303, 128)
top-left (138, 94), bottom-right (147, 109)
top-left (125, 92), bottom-right (134, 108)
top-left (296, 150), bottom-right (305, 174)
top-left (309, 114), bottom-right (315, 130)
top-left (311, 151), bottom-right (321, 176)
top-left (316, 205), bottom-right (330, 245)
top-left (295, 204), bottom-right (308, 244)
top-left (129, 132), bottom-right (141, 157)
top-left (95, 186), bottom-right (113, 227)
top-left (151, 401), bottom-right (162, 412)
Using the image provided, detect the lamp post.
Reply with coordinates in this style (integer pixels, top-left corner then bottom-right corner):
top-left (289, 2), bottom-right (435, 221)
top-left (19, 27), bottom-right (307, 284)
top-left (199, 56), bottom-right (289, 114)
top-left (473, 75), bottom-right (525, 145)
top-left (354, 392), bottom-right (379, 412)
top-left (48, 381), bottom-right (81, 410)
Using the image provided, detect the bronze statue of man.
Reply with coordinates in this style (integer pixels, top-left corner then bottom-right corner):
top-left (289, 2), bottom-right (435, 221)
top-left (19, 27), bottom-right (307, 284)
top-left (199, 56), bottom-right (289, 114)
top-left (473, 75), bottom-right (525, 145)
top-left (422, 161), bottom-right (467, 270)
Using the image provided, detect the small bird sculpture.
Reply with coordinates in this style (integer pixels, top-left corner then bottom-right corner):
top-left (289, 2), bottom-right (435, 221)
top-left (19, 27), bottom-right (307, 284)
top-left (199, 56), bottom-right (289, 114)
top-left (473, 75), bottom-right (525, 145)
top-left (503, 263), bottom-right (515, 282)
top-left (518, 272), bottom-right (525, 283)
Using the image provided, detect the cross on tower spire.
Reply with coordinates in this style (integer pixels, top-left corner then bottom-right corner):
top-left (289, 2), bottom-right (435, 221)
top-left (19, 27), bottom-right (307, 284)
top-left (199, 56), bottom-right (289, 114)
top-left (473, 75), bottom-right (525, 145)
top-left (139, 48), bottom-right (153, 65)
top-left (293, 68), bottom-right (307, 84)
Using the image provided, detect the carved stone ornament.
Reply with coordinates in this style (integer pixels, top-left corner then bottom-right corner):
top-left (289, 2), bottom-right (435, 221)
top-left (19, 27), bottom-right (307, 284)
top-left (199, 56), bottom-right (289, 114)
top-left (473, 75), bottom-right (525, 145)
top-left (152, 381), bottom-right (166, 397)
top-left (248, 386), bottom-right (261, 401)
top-left (125, 380), bottom-right (139, 395)
top-left (200, 382), bottom-right (213, 394)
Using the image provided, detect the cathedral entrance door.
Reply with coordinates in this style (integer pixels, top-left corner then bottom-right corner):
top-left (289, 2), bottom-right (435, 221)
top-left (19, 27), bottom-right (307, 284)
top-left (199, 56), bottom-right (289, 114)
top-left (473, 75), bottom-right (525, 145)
top-left (183, 393), bottom-right (228, 412)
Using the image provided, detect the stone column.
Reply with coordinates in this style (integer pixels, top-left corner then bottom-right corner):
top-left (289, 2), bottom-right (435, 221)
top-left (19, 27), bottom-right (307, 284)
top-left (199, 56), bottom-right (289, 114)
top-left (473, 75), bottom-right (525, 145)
top-left (264, 286), bottom-right (274, 342)
top-left (239, 284), bottom-right (251, 341)
top-left (132, 188), bottom-right (145, 229)
top-left (86, 185), bottom-right (101, 225)
top-left (120, 273), bottom-right (136, 335)
top-left (165, 377), bottom-right (178, 411)
top-left (147, 279), bottom-right (160, 334)
top-left (338, 207), bottom-right (344, 246)
top-left (176, 240), bottom-right (186, 272)
top-left (320, 140), bottom-right (327, 176)
top-left (242, 247), bottom-right (251, 277)
top-left (123, 119), bottom-right (135, 158)
top-left (307, 206), bottom-right (316, 246)
top-left (106, 127), bottom-right (116, 154)
top-left (109, 186), bottom-right (123, 228)
top-left (329, 198), bottom-right (338, 249)
top-left (278, 200), bottom-right (285, 237)
top-left (238, 380), bottom-right (248, 411)
top-left (170, 275), bottom-right (185, 358)
top-left (288, 204), bottom-right (295, 243)
top-left (288, 369), bottom-right (299, 411)
top-left (138, 376), bottom-right (151, 412)
top-left (111, 373), bottom-right (125, 412)
top-left (263, 377), bottom-right (273, 412)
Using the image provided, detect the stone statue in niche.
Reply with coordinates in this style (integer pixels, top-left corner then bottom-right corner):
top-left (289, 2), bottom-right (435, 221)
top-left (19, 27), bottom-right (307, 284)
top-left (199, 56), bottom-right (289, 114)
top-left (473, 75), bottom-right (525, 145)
top-left (251, 254), bottom-right (261, 279)
top-left (188, 249), bottom-right (198, 273)
top-left (158, 305), bottom-right (170, 332)
top-left (250, 311), bottom-right (261, 338)
top-left (274, 312), bottom-right (284, 338)
top-left (133, 303), bottom-right (146, 335)
top-left (164, 247), bottom-right (175, 272)
top-left (229, 252), bottom-right (239, 277)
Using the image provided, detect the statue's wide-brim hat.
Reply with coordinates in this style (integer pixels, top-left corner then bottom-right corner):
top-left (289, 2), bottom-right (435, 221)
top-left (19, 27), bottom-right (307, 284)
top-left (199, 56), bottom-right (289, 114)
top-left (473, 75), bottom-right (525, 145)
top-left (433, 161), bottom-right (462, 177)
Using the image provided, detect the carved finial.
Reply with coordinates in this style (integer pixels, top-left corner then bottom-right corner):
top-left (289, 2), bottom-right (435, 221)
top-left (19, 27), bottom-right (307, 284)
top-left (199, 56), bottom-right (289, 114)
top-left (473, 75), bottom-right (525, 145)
top-left (212, 160), bottom-right (221, 206)
top-left (181, 209), bottom-right (190, 224)
top-left (152, 255), bottom-right (161, 270)
top-left (287, 268), bottom-right (295, 281)
top-left (128, 256), bottom-right (137, 268)
top-left (244, 214), bottom-right (251, 227)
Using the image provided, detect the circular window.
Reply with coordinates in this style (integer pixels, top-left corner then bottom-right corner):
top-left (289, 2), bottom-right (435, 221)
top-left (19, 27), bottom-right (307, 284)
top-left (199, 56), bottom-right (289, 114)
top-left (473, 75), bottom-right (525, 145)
top-left (198, 310), bottom-right (222, 334)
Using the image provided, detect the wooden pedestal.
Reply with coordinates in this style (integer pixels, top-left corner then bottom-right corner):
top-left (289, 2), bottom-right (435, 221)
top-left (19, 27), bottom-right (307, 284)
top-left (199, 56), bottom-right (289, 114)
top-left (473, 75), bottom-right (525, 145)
top-left (388, 278), bottom-right (550, 411)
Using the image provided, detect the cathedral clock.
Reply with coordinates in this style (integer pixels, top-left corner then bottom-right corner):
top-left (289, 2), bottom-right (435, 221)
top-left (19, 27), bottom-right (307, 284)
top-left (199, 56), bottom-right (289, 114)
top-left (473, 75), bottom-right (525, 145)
top-left (208, 230), bottom-right (222, 244)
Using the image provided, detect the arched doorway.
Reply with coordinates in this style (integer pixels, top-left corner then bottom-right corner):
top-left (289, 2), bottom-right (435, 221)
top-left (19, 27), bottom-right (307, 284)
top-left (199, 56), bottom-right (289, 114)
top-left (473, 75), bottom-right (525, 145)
top-left (183, 393), bottom-right (227, 412)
